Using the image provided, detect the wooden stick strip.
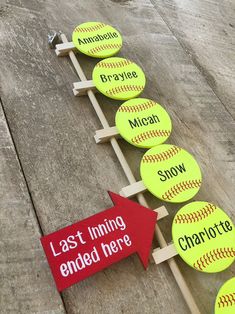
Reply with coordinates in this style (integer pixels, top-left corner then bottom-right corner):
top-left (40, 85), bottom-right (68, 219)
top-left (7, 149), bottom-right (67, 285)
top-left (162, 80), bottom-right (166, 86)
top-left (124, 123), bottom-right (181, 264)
top-left (120, 180), bottom-right (146, 197)
top-left (73, 80), bottom-right (95, 90)
top-left (72, 80), bottom-right (97, 96)
top-left (55, 42), bottom-right (76, 56)
top-left (152, 243), bottom-right (178, 264)
top-left (94, 126), bottom-right (120, 143)
top-left (153, 206), bottom-right (168, 220)
top-left (59, 33), bottom-right (201, 314)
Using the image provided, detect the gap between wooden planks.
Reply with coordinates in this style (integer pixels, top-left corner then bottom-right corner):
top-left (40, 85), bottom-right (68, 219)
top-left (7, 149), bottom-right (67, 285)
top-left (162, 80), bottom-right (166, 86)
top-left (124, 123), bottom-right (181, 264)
top-left (55, 33), bottom-right (201, 314)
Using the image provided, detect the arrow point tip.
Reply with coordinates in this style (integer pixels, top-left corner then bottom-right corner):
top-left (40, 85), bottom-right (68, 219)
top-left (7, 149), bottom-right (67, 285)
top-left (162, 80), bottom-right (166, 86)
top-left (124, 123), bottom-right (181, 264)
top-left (107, 191), bottom-right (122, 205)
top-left (107, 190), bottom-right (114, 197)
top-left (137, 252), bottom-right (150, 269)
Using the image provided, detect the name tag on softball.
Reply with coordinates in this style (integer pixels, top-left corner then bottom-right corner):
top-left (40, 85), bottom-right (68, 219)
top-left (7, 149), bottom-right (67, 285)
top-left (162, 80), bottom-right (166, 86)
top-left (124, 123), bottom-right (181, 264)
top-left (172, 202), bottom-right (235, 273)
top-left (140, 144), bottom-right (202, 203)
top-left (72, 22), bottom-right (122, 58)
top-left (115, 98), bottom-right (172, 148)
top-left (215, 277), bottom-right (235, 313)
top-left (92, 57), bottom-right (146, 100)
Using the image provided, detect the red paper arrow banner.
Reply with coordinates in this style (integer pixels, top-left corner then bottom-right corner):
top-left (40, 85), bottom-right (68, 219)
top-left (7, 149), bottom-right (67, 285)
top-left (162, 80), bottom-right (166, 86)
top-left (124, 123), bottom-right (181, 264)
top-left (41, 192), bottom-right (157, 291)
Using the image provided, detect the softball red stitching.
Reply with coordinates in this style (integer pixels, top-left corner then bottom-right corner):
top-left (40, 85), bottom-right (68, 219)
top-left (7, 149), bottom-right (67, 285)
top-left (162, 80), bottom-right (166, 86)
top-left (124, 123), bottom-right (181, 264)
top-left (218, 293), bottom-right (235, 308)
top-left (96, 59), bottom-right (133, 68)
top-left (75, 23), bottom-right (106, 33)
top-left (88, 43), bottom-right (122, 55)
top-left (105, 85), bottom-right (144, 96)
top-left (193, 248), bottom-right (235, 271)
top-left (174, 203), bottom-right (216, 224)
top-left (117, 100), bottom-right (156, 113)
top-left (131, 129), bottom-right (171, 144)
top-left (162, 179), bottom-right (201, 201)
top-left (142, 146), bottom-right (181, 163)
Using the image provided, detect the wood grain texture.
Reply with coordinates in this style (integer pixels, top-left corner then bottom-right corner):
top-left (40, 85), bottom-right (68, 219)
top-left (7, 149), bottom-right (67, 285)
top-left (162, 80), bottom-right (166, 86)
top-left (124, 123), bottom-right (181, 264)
top-left (0, 0), bottom-right (234, 313)
top-left (0, 101), bottom-right (65, 313)
top-left (152, 0), bottom-right (235, 119)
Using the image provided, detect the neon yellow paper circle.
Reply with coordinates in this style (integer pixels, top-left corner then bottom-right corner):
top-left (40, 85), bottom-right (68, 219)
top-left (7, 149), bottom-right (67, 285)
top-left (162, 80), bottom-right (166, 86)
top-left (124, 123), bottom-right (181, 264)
top-left (140, 144), bottom-right (202, 203)
top-left (92, 57), bottom-right (146, 100)
top-left (115, 98), bottom-right (172, 148)
top-left (172, 202), bottom-right (235, 273)
top-left (72, 22), bottom-right (122, 58)
top-left (215, 277), bottom-right (235, 313)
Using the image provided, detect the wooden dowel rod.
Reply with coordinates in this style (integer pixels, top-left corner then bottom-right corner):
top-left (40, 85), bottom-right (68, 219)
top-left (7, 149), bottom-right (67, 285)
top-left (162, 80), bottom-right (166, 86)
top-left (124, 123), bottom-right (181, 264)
top-left (59, 33), bottom-right (201, 314)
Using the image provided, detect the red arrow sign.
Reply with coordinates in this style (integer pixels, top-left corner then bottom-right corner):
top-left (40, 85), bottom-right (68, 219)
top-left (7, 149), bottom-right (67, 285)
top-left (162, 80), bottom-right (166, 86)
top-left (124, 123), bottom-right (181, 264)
top-left (41, 192), bottom-right (157, 291)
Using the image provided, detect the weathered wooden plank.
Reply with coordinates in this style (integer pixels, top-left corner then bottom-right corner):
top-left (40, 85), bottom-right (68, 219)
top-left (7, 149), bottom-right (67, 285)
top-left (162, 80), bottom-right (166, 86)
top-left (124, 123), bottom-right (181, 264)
top-left (152, 0), bottom-right (235, 119)
top-left (0, 102), bottom-right (65, 313)
top-left (0, 2), bottom-right (190, 314)
top-left (0, 0), bottom-right (234, 313)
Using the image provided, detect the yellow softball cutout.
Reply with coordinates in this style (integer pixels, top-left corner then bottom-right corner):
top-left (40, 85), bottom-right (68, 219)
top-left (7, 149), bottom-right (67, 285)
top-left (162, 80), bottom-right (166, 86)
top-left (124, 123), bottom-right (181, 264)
top-left (140, 144), bottom-right (202, 203)
top-left (215, 277), bottom-right (235, 313)
top-left (115, 98), bottom-right (172, 148)
top-left (72, 22), bottom-right (122, 58)
top-left (92, 57), bottom-right (146, 100)
top-left (172, 202), bottom-right (235, 273)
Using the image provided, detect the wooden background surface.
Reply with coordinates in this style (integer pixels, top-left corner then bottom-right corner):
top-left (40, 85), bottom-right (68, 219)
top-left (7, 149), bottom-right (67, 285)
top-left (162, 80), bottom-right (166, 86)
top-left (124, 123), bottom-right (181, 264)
top-left (0, 0), bottom-right (234, 313)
